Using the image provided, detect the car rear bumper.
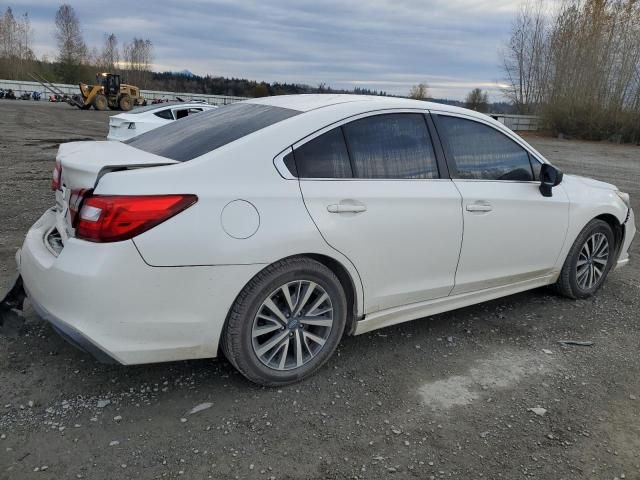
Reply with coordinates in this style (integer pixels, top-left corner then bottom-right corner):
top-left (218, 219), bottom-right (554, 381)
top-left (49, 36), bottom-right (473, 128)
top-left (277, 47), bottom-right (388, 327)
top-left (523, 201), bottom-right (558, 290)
top-left (17, 208), bottom-right (263, 365)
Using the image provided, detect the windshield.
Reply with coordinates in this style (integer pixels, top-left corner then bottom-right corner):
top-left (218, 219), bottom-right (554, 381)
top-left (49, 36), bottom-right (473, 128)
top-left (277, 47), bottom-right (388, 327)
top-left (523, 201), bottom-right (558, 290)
top-left (125, 102), bottom-right (300, 161)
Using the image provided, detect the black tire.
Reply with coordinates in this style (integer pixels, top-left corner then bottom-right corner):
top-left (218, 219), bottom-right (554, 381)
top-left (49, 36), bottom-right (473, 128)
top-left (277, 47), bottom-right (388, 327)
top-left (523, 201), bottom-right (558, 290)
top-left (555, 219), bottom-right (615, 299)
top-left (93, 94), bottom-right (108, 111)
top-left (222, 257), bottom-right (347, 386)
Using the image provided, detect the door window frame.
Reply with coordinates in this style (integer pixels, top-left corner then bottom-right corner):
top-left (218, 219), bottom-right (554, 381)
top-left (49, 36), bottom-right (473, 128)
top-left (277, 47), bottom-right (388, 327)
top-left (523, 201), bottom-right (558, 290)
top-left (430, 111), bottom-right (546, 183)
top-left (274, 108), bottom-right (450, 181)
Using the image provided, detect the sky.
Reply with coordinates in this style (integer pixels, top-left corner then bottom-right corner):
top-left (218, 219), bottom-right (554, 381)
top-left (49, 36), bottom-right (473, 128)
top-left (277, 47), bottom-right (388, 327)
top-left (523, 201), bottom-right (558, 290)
top-left (5, 0), bottom-right (520, 100)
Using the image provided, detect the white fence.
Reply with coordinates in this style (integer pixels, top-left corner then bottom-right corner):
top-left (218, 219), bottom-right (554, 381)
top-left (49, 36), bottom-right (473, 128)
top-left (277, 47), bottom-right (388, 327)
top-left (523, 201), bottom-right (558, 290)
top-left (0, 79), bottom-right (247, 106)
top-left (490, 114), bottom-right (540, 131)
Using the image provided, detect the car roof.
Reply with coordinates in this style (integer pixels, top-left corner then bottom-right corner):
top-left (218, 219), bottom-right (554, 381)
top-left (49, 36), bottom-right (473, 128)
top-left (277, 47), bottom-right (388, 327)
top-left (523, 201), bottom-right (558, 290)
top-left (244, 93), bottom-right (480, 118)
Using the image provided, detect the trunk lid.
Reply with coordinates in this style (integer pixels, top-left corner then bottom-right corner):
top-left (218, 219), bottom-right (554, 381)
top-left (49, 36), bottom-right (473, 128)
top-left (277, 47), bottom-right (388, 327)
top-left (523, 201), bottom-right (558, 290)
top-left (54, 141), bottom-right (177, 241)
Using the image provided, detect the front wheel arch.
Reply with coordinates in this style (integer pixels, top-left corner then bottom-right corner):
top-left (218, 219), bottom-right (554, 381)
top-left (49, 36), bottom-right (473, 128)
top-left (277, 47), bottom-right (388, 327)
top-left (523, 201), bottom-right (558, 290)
top-left (595, 213), bottom-right (624, 259)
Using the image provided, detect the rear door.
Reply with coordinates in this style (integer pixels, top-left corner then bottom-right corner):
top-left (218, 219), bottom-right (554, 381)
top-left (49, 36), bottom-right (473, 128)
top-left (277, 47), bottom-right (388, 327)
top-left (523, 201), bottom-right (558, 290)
top-left (293, 111), bottom-right (463, 314)
top-left (432, 113), bottom-right (569, 294)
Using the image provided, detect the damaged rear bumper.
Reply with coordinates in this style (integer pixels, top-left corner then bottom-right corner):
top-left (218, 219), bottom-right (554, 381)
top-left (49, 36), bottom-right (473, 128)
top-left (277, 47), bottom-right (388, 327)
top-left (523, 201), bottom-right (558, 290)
top-left (27, 286), bottom-right (120, 364)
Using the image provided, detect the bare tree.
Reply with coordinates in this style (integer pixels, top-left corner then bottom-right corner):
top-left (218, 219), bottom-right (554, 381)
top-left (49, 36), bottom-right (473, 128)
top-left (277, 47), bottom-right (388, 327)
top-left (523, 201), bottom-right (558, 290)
top-left (501, 0), bottom-right (551, 113)
top-left (0, 8), bottom-right (34, 79)
top-left (465, 88), bottom-right (490, 112)
top-left (408, 83), bottom-right (429, 100)
top-left (98, 33), bottom-right (119, 72)
top-left (122, 37), bottom-right (153, 87)
top-left (54, 4), bottom-right (87, 82)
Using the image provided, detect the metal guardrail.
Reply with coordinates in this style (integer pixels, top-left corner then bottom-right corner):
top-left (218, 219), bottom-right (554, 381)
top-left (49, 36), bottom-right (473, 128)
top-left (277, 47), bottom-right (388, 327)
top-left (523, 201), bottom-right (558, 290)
top-left (490, 114), bottom-right (540, 131)
top-left (0, 79), bottom-right (247, 106)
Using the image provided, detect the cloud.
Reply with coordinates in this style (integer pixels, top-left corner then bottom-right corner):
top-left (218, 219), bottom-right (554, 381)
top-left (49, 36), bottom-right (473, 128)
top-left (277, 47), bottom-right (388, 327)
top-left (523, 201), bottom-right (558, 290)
top-left (9, 0), bottom-right (517, 100)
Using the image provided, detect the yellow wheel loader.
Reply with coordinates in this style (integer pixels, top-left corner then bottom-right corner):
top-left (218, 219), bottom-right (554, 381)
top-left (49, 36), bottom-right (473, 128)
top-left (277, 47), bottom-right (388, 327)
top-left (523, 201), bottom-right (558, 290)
top-left (76, 73), bottom-right (145, 111)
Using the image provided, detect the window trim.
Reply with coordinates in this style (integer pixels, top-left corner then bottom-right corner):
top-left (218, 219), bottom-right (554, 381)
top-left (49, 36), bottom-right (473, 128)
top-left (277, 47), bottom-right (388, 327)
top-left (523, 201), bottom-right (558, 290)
top-left (430, 111), bottom-right (546, 183)
top-left (278, 108), bottom-right (446, 181)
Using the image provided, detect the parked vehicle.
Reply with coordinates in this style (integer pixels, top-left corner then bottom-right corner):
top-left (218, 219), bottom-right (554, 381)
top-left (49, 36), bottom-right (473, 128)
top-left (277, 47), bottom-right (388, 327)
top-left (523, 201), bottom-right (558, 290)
top-left (20, 91), bottom-right (31, 100)
top-left (4, 89), bottom-right (16, 99)
top-left (0, 89), bottom-right (5, 99)
top-left (4, 95), bottom-right (635, 386)
top-left (32, 91), bottom-right (41, 101)
top-left (106, 102), bottom-right (217, 141)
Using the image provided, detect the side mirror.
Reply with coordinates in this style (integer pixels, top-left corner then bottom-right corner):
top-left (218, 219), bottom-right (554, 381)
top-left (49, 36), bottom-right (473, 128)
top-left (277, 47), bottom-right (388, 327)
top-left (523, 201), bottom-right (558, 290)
top-left (539, 163), bottom-right (563, 197)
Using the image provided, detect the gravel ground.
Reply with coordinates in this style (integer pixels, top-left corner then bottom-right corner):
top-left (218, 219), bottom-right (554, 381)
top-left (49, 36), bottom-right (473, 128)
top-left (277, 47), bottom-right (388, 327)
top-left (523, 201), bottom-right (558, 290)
top-left (1, 100), bottom-right (639, 480)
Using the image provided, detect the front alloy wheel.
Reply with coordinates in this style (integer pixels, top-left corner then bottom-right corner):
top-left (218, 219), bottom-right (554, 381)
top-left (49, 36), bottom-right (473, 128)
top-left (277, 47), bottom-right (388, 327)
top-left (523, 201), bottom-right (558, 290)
top-left (222, 258), bottom-right (347, 386)
top-left (555, 219), bottom-right (615, 299)
top-left (576, 232), bottom-right (609, 290)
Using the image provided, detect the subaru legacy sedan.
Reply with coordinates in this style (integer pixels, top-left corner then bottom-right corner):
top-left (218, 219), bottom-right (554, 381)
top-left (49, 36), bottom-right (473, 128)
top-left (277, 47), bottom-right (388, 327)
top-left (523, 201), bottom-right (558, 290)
top-left (6, 95), bottom-right (635, 385)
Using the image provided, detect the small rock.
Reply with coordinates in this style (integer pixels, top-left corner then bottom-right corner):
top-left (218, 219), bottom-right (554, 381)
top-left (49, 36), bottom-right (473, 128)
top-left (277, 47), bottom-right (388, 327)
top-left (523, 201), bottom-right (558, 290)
top-left (188, 402), bottom-right (213, 415)
top-left (180, 418), bottom-right (187, 423)
top-left (630, 395), bottom-right (637, 401)
top-left (479, 431), bottom-right (489, 438)
top-left (0, 434), bottom-right (5, 440)
top-left (113, 415), bottom-right (122, 422)
top-left (387, 467), bottom-right (397, 473)
top-left (391, 428), bottom-right (402, 435)
top-left (28, 401), bottom-right (34, 408)
top-left (528, 407), bottom-right (547, 416)
top-left (41, 466), bottom-right (48, 471)
top-left (97, 400), bottom-right (110, 408)
top-left (109, 440), bottom-right (120, 447)
top-left (542, 349), bottom-right (553, 354)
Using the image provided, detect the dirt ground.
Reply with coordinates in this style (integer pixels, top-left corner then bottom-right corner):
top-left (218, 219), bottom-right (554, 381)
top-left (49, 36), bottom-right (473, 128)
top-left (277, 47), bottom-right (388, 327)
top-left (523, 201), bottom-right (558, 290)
top-left (1, 100), bottom-right (639, 480)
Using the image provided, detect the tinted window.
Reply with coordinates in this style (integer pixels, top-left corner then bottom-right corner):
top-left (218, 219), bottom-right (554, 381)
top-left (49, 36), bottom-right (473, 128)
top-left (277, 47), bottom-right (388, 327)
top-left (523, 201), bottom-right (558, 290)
top-left (154, 109), bottom-right (174, 120)
top-left (437, 116), bottom-right (533, 181)
top-left (343, 114), bottom-right (438, 179)
top-left (292, 127), bottom-right (352, 178)
top-left (127, 103), bottom-right (300, 161)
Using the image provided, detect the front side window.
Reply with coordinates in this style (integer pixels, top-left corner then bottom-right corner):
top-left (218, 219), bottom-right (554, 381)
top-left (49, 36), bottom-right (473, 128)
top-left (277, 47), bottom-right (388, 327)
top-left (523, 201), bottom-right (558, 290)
top-left (343, 114), bottom-right (439, 179)
top-left (437, 115), bottom-right (534, 181)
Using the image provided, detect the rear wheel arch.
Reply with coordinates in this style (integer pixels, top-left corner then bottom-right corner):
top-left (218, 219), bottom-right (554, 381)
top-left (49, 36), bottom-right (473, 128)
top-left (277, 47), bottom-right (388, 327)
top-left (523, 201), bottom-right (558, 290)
top-left (221, 253), bottom-right (361, 352)
top-left (303, 253), bottom-right (360, 336)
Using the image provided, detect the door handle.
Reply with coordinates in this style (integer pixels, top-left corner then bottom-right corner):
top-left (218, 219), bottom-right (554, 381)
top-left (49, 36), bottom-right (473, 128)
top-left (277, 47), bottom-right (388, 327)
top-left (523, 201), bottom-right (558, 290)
top-left (466, 202), bottom-right (493, 213)
top-left (327, 203), bottom-right (367, 213)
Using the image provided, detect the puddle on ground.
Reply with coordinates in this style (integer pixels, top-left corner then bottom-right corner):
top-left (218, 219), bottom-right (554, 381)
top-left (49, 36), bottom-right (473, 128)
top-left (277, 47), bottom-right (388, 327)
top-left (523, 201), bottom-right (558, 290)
top-left (418, 350), bottom-right (553, 409)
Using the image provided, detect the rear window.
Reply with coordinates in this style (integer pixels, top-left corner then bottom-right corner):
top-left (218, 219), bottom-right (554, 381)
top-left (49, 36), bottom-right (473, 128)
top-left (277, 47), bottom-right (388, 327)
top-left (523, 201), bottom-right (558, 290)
top-left (126, 103), bottom-right (300, 161)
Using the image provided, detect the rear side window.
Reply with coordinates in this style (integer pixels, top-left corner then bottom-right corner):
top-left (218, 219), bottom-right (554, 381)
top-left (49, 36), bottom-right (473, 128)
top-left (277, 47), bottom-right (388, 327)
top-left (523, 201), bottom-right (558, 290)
top-left (289, 113), bottom-right (439, 180)
top-left (343, 114), bottom-right (438, 179)
top-left (292, 127), bottom-right (352, 178)
top-left (127, 103), bottom-right (300, 161)
top-left (437, 115), bottom-right (534, 181)
top-left (154, 109), bottom-right (173, 120)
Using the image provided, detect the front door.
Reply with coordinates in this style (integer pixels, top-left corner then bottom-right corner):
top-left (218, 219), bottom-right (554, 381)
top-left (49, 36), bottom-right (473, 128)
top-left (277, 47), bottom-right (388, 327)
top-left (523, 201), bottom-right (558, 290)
top-left (433, 113), bottom-right (569, 294)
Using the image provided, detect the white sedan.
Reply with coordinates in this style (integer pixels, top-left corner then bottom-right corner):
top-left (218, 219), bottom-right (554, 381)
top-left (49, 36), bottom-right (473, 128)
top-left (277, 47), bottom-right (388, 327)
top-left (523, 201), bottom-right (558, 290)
top-left (6, 95), bottom-right (635, 385)
top-left (106, 102), bottom-right (217, 141)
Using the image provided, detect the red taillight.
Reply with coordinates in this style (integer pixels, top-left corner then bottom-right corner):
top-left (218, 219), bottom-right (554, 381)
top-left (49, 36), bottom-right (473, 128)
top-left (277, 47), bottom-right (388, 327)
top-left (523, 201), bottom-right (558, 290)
top-left (75, 194), bottom-right (197, 243)
top-left (51, 160), bottom-right (62, 191)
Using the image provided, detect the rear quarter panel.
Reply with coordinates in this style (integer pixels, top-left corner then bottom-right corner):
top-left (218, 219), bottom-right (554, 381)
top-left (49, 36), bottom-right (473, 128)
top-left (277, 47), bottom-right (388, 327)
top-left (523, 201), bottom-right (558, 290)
top-left (94, 121), bottom-right (366, 314)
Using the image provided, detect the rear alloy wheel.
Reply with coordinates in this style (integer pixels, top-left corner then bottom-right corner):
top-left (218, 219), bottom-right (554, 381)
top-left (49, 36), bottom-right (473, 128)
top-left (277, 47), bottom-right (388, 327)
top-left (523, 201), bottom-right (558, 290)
top-left (222, 258), bottom-right (347, 386)
top-left (555, 219), bottom-right (615, 299)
